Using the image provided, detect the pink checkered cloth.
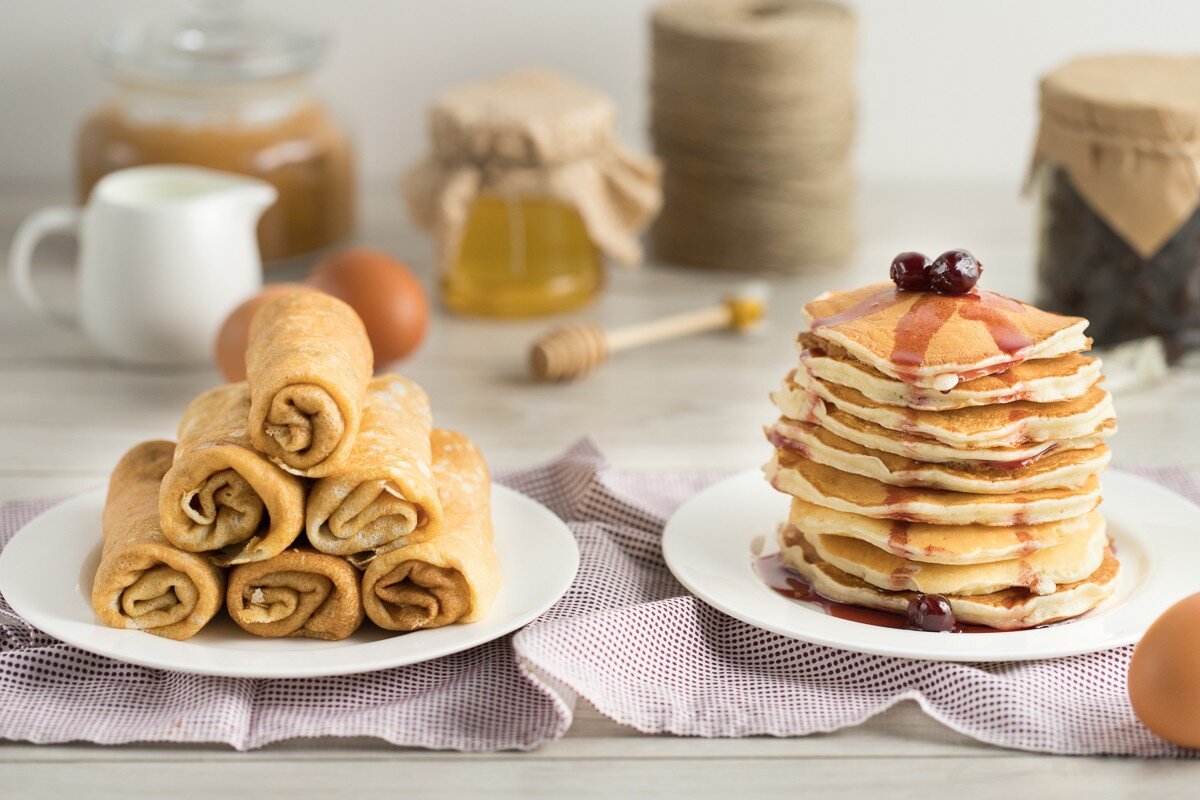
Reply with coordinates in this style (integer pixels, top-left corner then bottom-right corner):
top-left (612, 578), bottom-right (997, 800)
top-left (0, 440), bottom-right (1195, 755)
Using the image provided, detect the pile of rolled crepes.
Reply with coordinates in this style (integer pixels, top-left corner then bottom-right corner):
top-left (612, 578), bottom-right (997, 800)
top-left (90, 289), bottom-right (500, 641)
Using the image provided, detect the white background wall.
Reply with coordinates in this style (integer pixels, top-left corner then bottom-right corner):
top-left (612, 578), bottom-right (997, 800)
top-left (2, 0), bottom-right (1199, 191)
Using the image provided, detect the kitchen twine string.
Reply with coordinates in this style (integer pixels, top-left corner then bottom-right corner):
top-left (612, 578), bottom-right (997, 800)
top-left (650, 0), bottom-right (857, 272)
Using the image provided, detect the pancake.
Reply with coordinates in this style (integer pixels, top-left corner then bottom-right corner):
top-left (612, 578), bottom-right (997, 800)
top-left (768, 419), bottom-right (1109, 494)
top-left (797, 337), bottom-right (1103, 410)
top-left (802, 283), bottom-right (1090, 390)
top-left (788, 516), bottom-right (1107, 596)
top-left (787, 497), bottom-right (1099, 564)
top-left (791, 368), bottom-right (1115, 448)
top-left (772, 382), bottom-right (1115, 464)
top-left (764, 449), bottom-right (1102, 526)
top-left (779, 533), bottom-right (1120, 630)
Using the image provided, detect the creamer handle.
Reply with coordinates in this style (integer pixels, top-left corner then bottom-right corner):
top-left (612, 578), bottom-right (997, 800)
top-left (7, 206), bottom-right (81, 326)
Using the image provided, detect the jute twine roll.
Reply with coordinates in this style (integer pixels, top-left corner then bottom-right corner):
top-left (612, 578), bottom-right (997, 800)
top-left (650, 0), bottom-right (857, 271)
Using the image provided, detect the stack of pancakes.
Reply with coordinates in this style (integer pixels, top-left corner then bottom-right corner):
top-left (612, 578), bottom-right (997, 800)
top-left (763, 282), bottom-right (1119, 629)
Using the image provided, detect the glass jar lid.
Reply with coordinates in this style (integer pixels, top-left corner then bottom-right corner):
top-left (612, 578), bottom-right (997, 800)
top-left (94, 0), bottom-right (326, 85)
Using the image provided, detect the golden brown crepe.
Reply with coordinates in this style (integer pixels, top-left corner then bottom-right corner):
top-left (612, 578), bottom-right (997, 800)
top-left (226, 548), bottom-right (364, 640)
top-left (307, 375), bottom-right (442, 565)
top-left (91, 441), bottom-right (225, 640)
top-left (159, 383), bottom-right (306, 566)
top-left (246, 288), bottom-right (373, 478)
top-left (362, 429), bottom-right (500, 632)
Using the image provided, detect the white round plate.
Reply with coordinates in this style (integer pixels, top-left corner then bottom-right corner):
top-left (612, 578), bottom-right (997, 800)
top-left (663, 469), bottom-right (1200, 662)
top-left (0, 484), bottom-right (578, 678)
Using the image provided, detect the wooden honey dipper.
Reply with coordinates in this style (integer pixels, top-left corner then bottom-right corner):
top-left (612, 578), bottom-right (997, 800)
top-left (530, 283), bottom-right (769, 381)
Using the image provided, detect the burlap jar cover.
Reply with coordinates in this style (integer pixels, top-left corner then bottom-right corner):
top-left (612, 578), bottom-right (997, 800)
top-left (403, 70), bottom-right (662, 272)
top-left (1032, 54), bottom-right (1200, 258)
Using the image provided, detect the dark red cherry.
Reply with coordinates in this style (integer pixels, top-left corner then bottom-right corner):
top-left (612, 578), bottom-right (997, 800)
top-left (890, 252), bottom-right (932, 291)
top-left (929, 250), bottom-right (982, 295)
top-left (906, 593), bottom-right (956, 632)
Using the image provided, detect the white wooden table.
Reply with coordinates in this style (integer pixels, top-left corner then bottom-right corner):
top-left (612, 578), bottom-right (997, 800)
top-left (3, 183), bottom-right (1199, 797)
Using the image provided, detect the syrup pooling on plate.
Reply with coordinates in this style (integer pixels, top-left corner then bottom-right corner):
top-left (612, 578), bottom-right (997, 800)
top-left (754, 553), bottom-right (1000, 633)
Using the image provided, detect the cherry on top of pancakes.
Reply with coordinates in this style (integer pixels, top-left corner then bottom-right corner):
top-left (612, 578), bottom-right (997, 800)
top-left (889, 249), bottom-right (981, 295)
top-left (805, 251), bottom-right (1087, 378)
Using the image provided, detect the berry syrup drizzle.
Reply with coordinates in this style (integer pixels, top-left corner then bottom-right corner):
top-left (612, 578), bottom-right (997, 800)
top-left (809, 285), bottom-right (1036, 387)
top-left (766, 421), bottom-right (1054, 473)
top-left (754, 552), bottom-right (1000, 633)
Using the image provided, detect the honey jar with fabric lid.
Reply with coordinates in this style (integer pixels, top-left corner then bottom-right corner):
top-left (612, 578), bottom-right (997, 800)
top-left (1031, 55), bottom-right (1200, 358)
top-left (404, 70), bottom-right (662, 318)
top-left (77, 0), bottom-right (356, 263)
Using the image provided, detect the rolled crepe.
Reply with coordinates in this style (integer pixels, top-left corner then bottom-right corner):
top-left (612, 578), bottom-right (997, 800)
top-left (91, 441), bottom-right (225, 640)
top-left (246, 288), bottom-right (373, 478)
top-left (160, 383), bottom-right (307, 565)
top-left (362, 429), bottom-right (500, 631)
top-left (306, 375), bottom-right (442, 565)
top-left (226, 548), bottom-right (364, 640)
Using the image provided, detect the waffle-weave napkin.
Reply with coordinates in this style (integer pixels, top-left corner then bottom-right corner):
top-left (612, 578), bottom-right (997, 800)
top-left (0, 440), bottom-right (1195, 755)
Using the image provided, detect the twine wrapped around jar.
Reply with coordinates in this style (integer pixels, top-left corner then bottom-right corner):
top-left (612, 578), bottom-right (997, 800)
top-left (403, 70), bottom-right (662, 273)
top-left (650, 0), bottom-right (856, 272)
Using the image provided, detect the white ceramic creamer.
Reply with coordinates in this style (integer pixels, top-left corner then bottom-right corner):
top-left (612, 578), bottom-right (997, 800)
top-left (8, 165), bottom-right (276, 366)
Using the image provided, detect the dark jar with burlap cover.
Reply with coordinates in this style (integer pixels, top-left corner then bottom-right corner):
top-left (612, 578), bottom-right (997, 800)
top-left (1031, 55), bottom-right (1200, 357)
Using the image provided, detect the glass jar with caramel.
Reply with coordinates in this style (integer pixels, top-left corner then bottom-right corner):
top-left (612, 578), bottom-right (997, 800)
top-left (77, 0), bottom-right (355, 263)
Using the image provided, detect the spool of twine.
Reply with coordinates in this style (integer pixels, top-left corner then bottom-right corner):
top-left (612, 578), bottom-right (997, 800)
top-left (650, 0), bottom-right (857, 272)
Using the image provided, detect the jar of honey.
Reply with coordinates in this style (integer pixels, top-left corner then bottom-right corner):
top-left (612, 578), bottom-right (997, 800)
top-left (444, 196), bottom-right (602, 317)
top-left (77, 0), bottom-right (355, 263)
top-left (404, 70), bottom-right (662, 318)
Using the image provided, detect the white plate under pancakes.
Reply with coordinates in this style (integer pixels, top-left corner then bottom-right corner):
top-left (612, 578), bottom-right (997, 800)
top-left (662, 469), bottom-right (1200, 661)
top-left (0, 484), bottom-right (578, 678)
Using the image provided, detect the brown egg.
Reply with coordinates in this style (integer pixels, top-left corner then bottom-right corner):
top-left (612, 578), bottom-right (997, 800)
top-left (214, 283), bottom-right (307, 381)
top-left (1128, 592), bottom-right (1200, 748)
top-left (307, 248), bottom-right (429, 369)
